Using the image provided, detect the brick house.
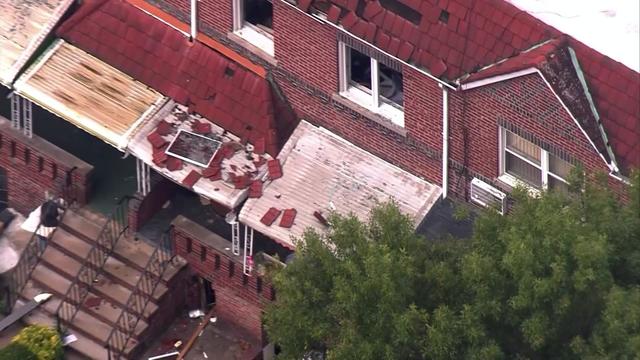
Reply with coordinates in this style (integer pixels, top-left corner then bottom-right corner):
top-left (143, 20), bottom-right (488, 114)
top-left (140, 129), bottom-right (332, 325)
top-left (0, 0), bottom-right (637, 357)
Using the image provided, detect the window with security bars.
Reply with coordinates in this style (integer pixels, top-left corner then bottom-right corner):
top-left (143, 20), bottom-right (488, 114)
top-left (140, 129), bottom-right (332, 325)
top-left (500, 128), bottom-right (574, 193)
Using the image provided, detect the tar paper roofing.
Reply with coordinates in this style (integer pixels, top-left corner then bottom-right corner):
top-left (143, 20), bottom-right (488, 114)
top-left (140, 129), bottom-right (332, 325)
top-left (0, 0), bottom-right (74, 87)
top-left (239, 120), bottom-right (442, 249)
top-left (13, 40), bottom-right (166, 149)
top-left (128, 101), bottom-right (273, 209)
top-left (56, 0), bottom-right (282, 156)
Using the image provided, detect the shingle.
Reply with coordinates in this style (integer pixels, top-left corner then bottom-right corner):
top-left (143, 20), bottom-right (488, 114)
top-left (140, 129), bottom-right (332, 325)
top-left (260, 207), bottom-right (281, 226)
top-left (182, 170), bottom-right (202, 188)
top-left (279, 208), bottom-right (297, 228)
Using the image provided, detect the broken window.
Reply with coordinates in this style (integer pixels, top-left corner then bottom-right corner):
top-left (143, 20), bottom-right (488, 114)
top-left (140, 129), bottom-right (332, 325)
top-left (233, 0), bottom-right (274, 56)
top-left (244, 0), bottom-right (273, 32)
top-left (339, 42), bottom-right (405, 126)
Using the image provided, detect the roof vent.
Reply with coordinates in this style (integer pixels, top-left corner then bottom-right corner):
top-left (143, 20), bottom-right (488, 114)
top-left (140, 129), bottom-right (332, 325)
top-left (224, 66), bottom-right (235, 77)
top-left (438, 10), bottom-right (449, 24)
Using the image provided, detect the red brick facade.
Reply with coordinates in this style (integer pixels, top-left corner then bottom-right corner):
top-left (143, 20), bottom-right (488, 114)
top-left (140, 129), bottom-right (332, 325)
top-left (145, 0), bottom-right (630, 202)
top-left (0, 117), bottom-right (92, 214)
top-left (172, 216), bottom-right (275, 342)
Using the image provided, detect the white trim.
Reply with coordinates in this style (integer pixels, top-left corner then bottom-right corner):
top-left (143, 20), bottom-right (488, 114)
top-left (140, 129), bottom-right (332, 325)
top-left (371, 58), bottom-right (380, 108)
top-left (277, 0), bottom-right (456, 90)
top-left (132, 5), bottom-right (190, 37)
top-left (459, 68), bottom-right (539, 90)
top-left (190, 0), bottom-right (198, 40)
top-left (464, 67), bottom-right (611, 173)
top-left (232, 0), bottom-right (275, 55)
top-left (498, 173), bottom-right (541, 198)
top-left (232, 0), bottom-right (244, 31)
top-left (441, 85), bottom-right (449, 199)
top-left (338, 42), bottom-right (405, 127)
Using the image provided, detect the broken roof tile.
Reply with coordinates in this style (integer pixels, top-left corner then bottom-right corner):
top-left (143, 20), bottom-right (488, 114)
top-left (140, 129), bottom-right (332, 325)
top-left (166, 157), bottom-right (183, 171)
top-left (248, 180), bottom-right (263, 198)
top-left (279, 208), bottom-right (297, 228)
top-left (156, 119), bottom-right (172, 136)
top-left (182, 170), bottom-right (202, 188)
top-left (202, 164), bottom-right (221, 178)
top-left (267, 159), bottom-right (283, 180)
top-left (260, 207), bottom-right (281, 226)
top-left (147, 131), bottom-right (168, 149)
top-left (56, 0), bottom-right (288, 157)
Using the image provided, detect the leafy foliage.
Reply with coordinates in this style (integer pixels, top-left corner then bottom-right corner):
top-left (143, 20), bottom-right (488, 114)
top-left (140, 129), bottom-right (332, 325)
top-left (265, 172), bottom-right (640, 359)
top-left (10, 325), bottom-right (62, 360)
top-left (0, 342), bottom-right (37, 360)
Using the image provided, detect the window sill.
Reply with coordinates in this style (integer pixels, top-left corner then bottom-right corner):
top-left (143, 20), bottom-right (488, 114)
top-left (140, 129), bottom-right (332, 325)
top-left (331, 93), bottom-right (407, 136)
top-left (497, 174), bottom-right (541, 198)
top-left (229, 25), bottom-right (275, 64)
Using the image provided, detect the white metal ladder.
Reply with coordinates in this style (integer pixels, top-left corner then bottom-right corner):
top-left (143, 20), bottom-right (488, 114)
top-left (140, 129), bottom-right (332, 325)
top-left (10, 94), bottom-right (20, 130)
top-left (10, 94), bottom-right (33, 138)
top-left (231, 222), bottom-right (240, 256)
top-left (243, 225), bottom-right (254, 275)
top-left (22, 98), bottom-right (32, 138)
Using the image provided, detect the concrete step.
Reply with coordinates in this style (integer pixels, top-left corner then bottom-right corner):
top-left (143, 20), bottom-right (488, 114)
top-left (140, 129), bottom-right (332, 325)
top-left (60, 210), bottom-right (105, 242)
top-left (28, 265), bottom-right (150, 340)
top-left (47, 233), bottom-right (166, 305)
top-left (17, 301), bottom-right (115, 360)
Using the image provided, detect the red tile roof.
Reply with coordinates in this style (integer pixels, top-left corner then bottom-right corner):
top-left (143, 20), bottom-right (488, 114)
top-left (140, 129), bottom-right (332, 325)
top-left (56, 0), bottom-right (282, 156)
top-left (301, 0), bottom-right (639, 173)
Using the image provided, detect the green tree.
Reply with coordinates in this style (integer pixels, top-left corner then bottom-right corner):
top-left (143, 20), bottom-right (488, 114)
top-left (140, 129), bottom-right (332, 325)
top-left (10, 325), bottom-right (62, 360)
top-left (265, 172), bottom-right (640, 359)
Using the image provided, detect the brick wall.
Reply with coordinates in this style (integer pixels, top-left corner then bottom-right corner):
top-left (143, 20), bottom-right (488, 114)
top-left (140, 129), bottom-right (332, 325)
top-left (144, 0), bottom-right (630, 202)
top-left (0, 117), bottom-right (92, 215)
top-left (171, 216), bottom-right (275, 342)
top-left (447, 74), bottom-right (615, 199)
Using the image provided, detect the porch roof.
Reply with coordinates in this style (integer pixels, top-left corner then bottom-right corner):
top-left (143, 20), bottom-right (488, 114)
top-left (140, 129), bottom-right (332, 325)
top-left (239, 121), bottom-right (442, 249)
top-left (0, 0), bottom-right (73, 87)
top-left (13, 40), bottom-right (166, 149)
top-left (127, 101), bottom-right (274, 210)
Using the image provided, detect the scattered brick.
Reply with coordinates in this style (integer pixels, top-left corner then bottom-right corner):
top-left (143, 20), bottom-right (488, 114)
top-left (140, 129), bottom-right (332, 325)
top-left (182, 170), bottom-right (201, 188)
top-left (260, 207), bottom-right (281, 226)
top-left (267, 159), bottom-right (282, 180)
top-left (166, 157), bottom-right (183, 171)
top-left (156, 120), bottom-right (172, 136)
top-left (202, 165), bottom-right (221, 178)
top-left (313, 211), bottom-right (329, 227)
top-left (147, 131), bottom-right (167, 149)
top-left (248, 180), bottom-right (263, 198)
top-left (279, 208), bottom-right (297, 228)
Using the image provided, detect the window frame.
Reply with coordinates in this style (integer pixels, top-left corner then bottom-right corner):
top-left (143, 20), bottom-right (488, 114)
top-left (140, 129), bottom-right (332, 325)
top-left (232, 0), bottom-right (274, 56)
top-left (338, 42), bottom-right (405, 127)
top-left (498, 127), bottom-right (571, 192)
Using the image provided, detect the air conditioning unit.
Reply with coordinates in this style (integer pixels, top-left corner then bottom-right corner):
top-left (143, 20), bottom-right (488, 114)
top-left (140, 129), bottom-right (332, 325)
top-left (470, 178), bottom-right (507, 215)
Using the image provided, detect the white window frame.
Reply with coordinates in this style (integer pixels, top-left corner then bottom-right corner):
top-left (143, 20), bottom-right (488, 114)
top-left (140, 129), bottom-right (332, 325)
top-left (232, 0), bottom-right (274, 56)
top-left (338, 42), bottom-right (405, 127)
top-left (498, 127), bottom-right (571, 192)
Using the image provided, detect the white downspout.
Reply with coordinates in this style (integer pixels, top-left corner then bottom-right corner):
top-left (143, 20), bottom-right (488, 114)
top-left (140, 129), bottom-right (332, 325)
top-left (441, 85), bottom-right (449, 199)
top-left (190, 0), bottom-right (198, 40)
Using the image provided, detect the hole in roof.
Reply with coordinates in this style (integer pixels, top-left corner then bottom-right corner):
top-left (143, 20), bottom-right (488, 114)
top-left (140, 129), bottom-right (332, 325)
top-left (379, 0), bottom-right (422, 25)
top-left (224, 67), bottom-right (235, 77)
top-left (245, 125), bottom-right (253, 130)
top-left (439, 10), bottom-right (449, 24)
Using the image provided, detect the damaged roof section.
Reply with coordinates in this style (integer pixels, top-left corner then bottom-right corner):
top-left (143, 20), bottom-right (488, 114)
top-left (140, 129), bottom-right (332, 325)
top-left (56, 0), bottom-right (289, 156)
top-left (128, 102), bottom-right (274, 209)
top-left (239, 121), bottom-right (442, 249)
top-left (13, 40), bottom-right (166, 149)
top-left (0, 0), bottom-right (74, 87)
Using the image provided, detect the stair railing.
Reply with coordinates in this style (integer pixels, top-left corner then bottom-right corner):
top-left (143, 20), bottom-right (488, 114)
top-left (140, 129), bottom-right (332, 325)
top-left (55, 196), bottom-right (131, 334)
top-left (106, 228), bottom-right (174, 359)
top-left (3, 183), bottom-right (80, 314)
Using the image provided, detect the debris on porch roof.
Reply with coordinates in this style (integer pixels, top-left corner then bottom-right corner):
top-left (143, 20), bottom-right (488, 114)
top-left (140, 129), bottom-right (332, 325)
top-left (129, 102), bottom-right (274, 209)
top-left (56, 0), bottom-right (285, 156)
top-left (240, 121), bottom-right (442, 249)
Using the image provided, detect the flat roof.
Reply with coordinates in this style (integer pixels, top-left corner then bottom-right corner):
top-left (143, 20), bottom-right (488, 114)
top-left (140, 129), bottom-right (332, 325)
top-left (239, 121), bottom-right (442, 249)
top-left (13, 40), bottom-right (166, 149)
top-left (128, 101), bottom-right (273, 209)
top-left (0, 0), bottom-right (74, 87)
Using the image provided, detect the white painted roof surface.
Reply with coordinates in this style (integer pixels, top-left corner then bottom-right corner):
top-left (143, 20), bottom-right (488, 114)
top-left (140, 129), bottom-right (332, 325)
top-left (128, 101), bottom-right (272, 209)
top-left (506, 0), bottom-right (640, 72)
top-left (239, 120), bottom-right (442, 249)
top-left (0, 0), bottom-right (74, 87)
